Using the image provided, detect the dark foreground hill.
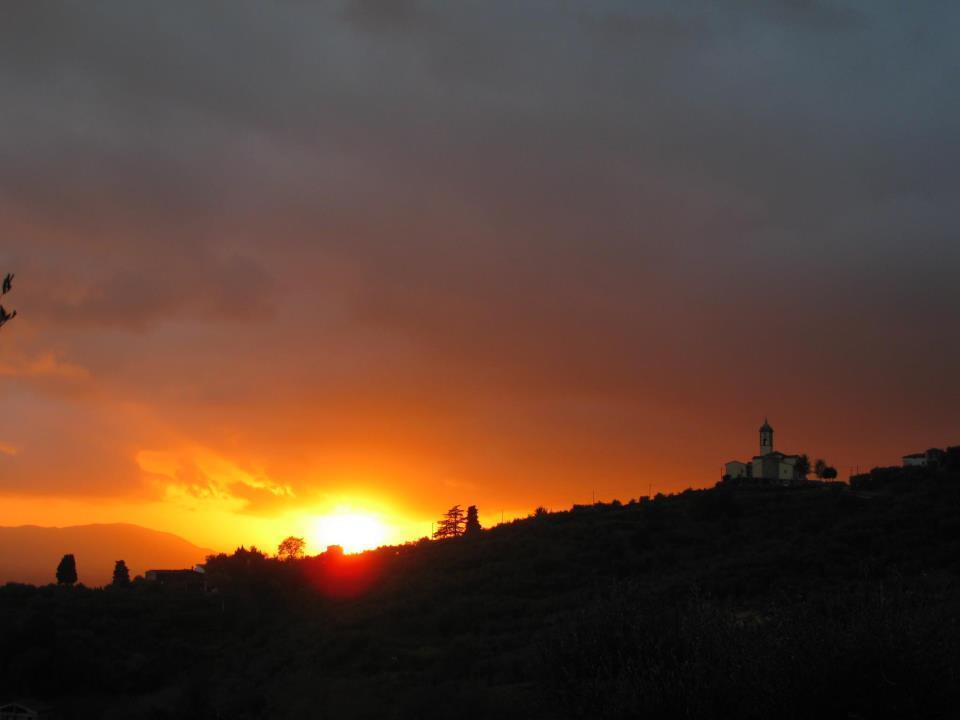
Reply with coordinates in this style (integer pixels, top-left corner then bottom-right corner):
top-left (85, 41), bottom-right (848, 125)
top-left (0, 524), bottom-right (213, 587)
top-left (3, 475), bottom-right (960, 719)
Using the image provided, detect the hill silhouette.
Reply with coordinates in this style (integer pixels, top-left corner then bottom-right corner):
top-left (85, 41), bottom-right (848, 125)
top-left (3, 474), bottom-right (960, 718)
top-left (0, 523), bottom-right (213, 587)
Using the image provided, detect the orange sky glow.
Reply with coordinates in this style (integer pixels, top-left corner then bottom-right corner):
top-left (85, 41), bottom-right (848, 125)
top-left (1, 2), bottom-right (959, 556)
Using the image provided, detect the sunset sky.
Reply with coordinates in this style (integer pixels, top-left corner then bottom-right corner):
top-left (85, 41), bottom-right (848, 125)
top-left (1, 1), bottom-right (958, 553)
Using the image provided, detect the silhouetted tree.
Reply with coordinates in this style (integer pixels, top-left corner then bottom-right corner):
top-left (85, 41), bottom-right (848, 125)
top-left (203, 546), bottom-right (269, 590)
top-left (465, 505), bottom-right (481, 536)
top-left (946, 446), bottom-right (960, 472)
top-left (0, 272), bottom-right (16, 330)
top-left (823, 466), bottom-right (838, 480)
top-left (56, 554), bottom-right (77, 585)
top-left (112, 560), bottom-right (131, 587)
top-left (433, 505), bottom-right (466, 539)
top-left (277, 536), bottom-right (306, 561)
top-left (795, 454), bottom-right (811, 478)
top-left (814, 458), bottom-right (828, 480)
top-left (326, 544), bottom-right (344, 557)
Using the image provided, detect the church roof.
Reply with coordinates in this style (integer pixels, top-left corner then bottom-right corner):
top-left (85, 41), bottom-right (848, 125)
top-left (760, 419), bottom-right (774, 432)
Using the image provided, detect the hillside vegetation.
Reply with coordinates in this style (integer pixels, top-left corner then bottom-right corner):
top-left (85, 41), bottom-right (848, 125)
top-left (3, 469), bottom-right (960, 719)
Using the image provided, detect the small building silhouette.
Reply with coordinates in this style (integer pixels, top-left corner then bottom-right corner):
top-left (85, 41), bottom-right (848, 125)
top-left (902, 453), bottom-right (927, 467)
top-left (903, 448), bottom-right (946, 468)
top-left (144, 568), bottom-right (205, 591)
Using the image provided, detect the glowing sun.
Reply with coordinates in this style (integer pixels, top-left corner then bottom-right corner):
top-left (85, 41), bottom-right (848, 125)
top-left (310, 512), bottom-right (388, 554)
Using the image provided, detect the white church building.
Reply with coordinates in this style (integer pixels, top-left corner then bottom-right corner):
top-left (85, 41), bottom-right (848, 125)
top-left (725, 420), bottom-right (806, 485)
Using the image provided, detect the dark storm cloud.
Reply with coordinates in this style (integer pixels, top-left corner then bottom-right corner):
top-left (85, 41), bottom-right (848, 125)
top-left (343, 0), bottom-right (423, 30)
top-left (2, 0), bottom-right (959, 510)
top-left (740, 0), bottom-right (864, 30)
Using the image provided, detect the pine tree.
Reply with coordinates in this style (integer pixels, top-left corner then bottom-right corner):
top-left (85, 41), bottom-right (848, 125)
top-left (112, 560), bottom-right (131, 587)
top-left (56, 554), bottom-right (78, 585)
top-left (465, 505), bottom-right (482, 536)
top-left (0, 272), bottom-right (16, 331)
top-left (433, 505), bottom-right (466, 539)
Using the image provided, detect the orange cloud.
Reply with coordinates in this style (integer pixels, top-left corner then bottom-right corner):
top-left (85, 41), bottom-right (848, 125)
top-left (136, 447), bottom-right (295, 514)
top-left (0, 352), bottom-right (90, 381)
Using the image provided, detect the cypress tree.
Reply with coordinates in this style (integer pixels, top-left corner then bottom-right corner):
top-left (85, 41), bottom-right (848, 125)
top-left (465, 505), bottom-right (482, 536)
top-left (56, 554), bottom-right (78, 585)
top-left (112, 560), bottom-right (131, 587)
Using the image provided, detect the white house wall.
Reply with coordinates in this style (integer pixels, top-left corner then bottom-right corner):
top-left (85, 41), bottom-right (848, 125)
top-left (726, 461), bottom-right (748, 478)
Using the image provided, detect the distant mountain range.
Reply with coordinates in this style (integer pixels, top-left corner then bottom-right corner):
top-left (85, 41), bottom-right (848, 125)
top-left (0, 523), bottom-right (215, 587)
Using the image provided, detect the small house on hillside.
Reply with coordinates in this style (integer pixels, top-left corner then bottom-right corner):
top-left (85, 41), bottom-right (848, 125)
top-left (145, 568), bottom-right (205, 591)
top-left (903, 448), bottom-right (946, 468)
top-left (902, 453), bottom-right (927, 467)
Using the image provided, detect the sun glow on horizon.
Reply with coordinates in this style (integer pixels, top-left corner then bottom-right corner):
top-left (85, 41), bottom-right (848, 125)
top-left (309, 511), bottom-right (389, 554)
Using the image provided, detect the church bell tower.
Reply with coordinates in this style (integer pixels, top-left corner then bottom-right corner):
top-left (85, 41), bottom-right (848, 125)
top-left (760, 419), bottom-right (774, 455)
